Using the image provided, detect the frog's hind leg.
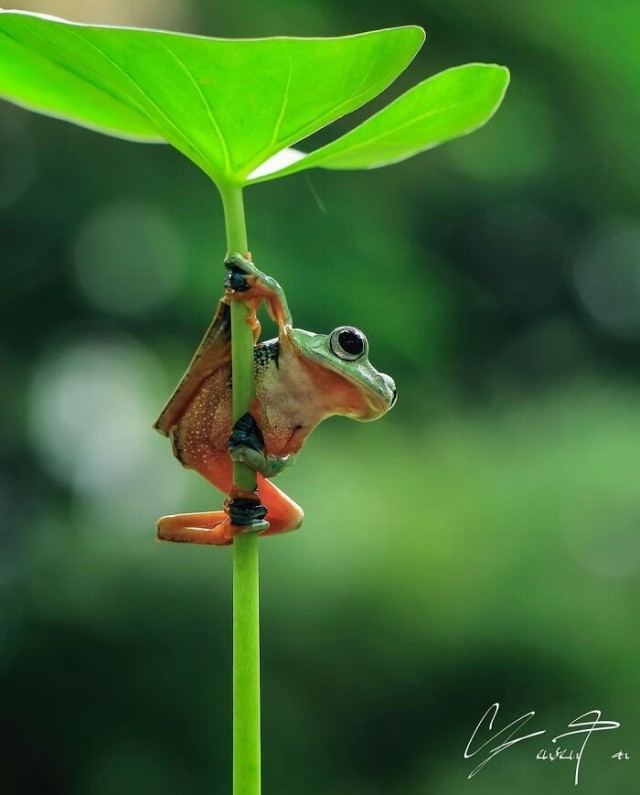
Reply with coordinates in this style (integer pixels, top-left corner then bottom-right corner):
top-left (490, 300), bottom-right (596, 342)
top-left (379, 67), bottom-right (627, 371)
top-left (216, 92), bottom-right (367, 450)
top-left (156, 464), bottom-right (303, 544)
top-left (157, 511), bottom-right (234, 546)
top-left (156, 447), bottom-right (272, 545)
top-left (258, 477), bottom-right (304, 537)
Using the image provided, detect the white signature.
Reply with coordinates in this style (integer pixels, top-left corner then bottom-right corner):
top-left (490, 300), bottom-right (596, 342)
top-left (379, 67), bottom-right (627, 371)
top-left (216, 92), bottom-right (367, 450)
top-left (464, 703), bottom-right (626, 785)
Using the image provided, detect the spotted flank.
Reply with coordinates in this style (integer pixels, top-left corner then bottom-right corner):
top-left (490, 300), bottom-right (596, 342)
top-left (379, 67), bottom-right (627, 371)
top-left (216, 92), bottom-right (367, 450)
top-left (226, 339), bottom-right (280, 391)
top-left (254, 340), bottom-right (280, 371)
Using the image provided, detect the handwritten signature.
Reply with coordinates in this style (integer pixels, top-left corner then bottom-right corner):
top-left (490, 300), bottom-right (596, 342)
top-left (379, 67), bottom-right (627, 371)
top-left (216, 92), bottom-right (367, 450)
top-left (464, 703), bottom-right (626, 785)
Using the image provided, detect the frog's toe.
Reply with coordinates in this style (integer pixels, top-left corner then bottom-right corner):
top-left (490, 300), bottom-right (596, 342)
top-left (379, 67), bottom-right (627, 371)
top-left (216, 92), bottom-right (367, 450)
top-left (224, 252), bottom-right (254, 272)
top-left (228, 412), bottom-right (265, 453)
top-left (225, 494), bottom-right (269, 532)
top-left (224, 253), bottom-right (258, 292)
top-left (229, 416), bottom-right (295, 478)
top-left (224, 269), bottom-right (251, 293)
top-left (157, 511), bottom-right (233, 545)
top-left (229, 444), bottom-right (263, 470)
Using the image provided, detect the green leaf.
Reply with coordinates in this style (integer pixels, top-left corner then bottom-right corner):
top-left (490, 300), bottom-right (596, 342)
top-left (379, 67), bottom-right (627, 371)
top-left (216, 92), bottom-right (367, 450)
top-left (0, 11), bottom-right (424, 186)
top-left (248, 63), bottom-right (510, 182)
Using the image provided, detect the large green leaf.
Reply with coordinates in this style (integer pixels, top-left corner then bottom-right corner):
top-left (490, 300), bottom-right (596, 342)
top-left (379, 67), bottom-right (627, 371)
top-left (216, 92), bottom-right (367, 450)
top-left (0, 11), bottom-right (424, 185)
top-left (248, 64), bottom-right (510, 182)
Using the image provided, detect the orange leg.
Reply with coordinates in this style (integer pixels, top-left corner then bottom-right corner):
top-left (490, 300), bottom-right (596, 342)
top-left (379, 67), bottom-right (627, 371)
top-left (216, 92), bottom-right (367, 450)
top-left (157, 511), bottom-right (234, 546)
top-left (255, 476), bottom-right (304, 537)
top-left (156, 476), bottom-right (303, 546)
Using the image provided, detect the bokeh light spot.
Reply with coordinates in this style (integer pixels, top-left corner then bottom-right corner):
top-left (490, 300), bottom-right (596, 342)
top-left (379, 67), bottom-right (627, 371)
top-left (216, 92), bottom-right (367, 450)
top-left (573, 221), bottom-right (640, 339)
top-left (14, 0), bottom-right (195, 29)
top-left (29, 334), bottom-right (158, 489)
top-left (72, 201), bottom-right (185, 316)
top-left (565, 500), bottom-right (640, 579)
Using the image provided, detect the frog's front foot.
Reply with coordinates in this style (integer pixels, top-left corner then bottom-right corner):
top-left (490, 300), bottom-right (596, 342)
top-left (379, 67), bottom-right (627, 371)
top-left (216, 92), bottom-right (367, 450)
top-left (224, 252), bottom-right (255, 293)
top-left (228, 412), bottom-right (294, 478)
top-left (223, 252), bottom-right (266, 292)
top-left (224, 253), bottom-right (293, 328)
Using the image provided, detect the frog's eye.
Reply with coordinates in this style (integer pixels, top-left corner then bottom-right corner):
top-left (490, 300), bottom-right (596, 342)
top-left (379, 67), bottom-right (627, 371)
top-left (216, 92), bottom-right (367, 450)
top-left (329, 326), bottom-right (367, 361)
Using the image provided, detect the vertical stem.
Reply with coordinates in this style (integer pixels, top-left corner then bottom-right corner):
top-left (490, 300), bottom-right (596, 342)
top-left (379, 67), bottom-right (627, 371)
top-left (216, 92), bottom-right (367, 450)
top-left (232, 531), bottom-right (260, 793)
top-left (220, 183), bottom-right (261, 795)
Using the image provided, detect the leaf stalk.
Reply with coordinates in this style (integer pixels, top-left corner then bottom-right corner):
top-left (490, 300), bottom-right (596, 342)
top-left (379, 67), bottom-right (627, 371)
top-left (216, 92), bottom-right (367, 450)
top-left (219, 182), bottom-right (261, 795)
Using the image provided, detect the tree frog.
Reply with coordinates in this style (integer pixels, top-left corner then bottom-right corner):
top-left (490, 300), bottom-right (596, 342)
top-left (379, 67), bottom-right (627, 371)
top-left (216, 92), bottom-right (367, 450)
top-left (154, 253), bottom-right (397, 546)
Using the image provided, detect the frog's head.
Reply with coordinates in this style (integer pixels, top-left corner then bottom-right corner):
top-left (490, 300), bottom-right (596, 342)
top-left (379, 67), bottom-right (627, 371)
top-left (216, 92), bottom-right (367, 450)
top-left (290, 325), bottom-right (397, 421)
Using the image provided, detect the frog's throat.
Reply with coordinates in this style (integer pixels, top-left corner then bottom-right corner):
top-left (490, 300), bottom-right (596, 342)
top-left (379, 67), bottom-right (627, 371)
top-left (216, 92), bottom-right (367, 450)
top-left (288, 343), bottom-right (391, 421)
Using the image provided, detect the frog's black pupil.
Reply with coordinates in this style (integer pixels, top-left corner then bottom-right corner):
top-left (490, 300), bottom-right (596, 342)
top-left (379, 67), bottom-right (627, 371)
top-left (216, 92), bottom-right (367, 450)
top-left (338, 329), bottom-right (364, 355)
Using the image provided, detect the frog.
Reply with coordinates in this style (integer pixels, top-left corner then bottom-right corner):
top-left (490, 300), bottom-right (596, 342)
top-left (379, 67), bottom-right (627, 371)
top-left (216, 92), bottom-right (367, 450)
top-left (154, 252), bottom-right (397, 546)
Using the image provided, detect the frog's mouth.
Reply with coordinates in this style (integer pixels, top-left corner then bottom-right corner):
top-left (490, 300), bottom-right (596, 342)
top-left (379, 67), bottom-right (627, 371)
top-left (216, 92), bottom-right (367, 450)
top-left (350, 372), bottom-right (397, 421)
top-left (332, 371), bottom-right (394, 421)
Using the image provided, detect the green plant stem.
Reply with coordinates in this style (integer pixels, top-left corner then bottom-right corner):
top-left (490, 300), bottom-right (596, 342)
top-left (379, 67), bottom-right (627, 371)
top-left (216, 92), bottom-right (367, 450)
top-left (220, 182), bottom-right (261, 795)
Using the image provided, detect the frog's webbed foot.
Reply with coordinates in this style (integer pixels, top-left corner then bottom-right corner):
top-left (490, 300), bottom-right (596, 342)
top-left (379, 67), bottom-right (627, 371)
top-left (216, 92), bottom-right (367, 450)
top-left (224, 253), bottom-right (293, 330)
top-left (228, 412), bottom-right (295, 478)
top-left (224, 486), bottom-right (270, 531)
top-left (156, 502), bottom-right (268, 546)
top-left (156, 479), bottom-right (303, 545)
top-left (157, 444), bottom-right (270, 545)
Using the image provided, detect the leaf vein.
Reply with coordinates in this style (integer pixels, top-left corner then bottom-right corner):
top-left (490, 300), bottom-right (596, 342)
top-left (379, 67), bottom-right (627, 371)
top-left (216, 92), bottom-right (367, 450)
top-left (240, 73), bottom-right (395, 178)
top-left (0, 24), bottom-right (153, 132)
top-left (268, 57), bottom-right (293, 150)
top-left (66, 27), bottom-right (213, 172)
top-left (310, 96), bottom-right (491, 163)
top-left (155, 39), bottom-right (231, 174)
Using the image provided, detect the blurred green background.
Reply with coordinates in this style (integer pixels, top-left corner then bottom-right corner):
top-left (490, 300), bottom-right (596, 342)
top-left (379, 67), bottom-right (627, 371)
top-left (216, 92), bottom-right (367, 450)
top-left (1, 1), bottom-right (639, 793)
